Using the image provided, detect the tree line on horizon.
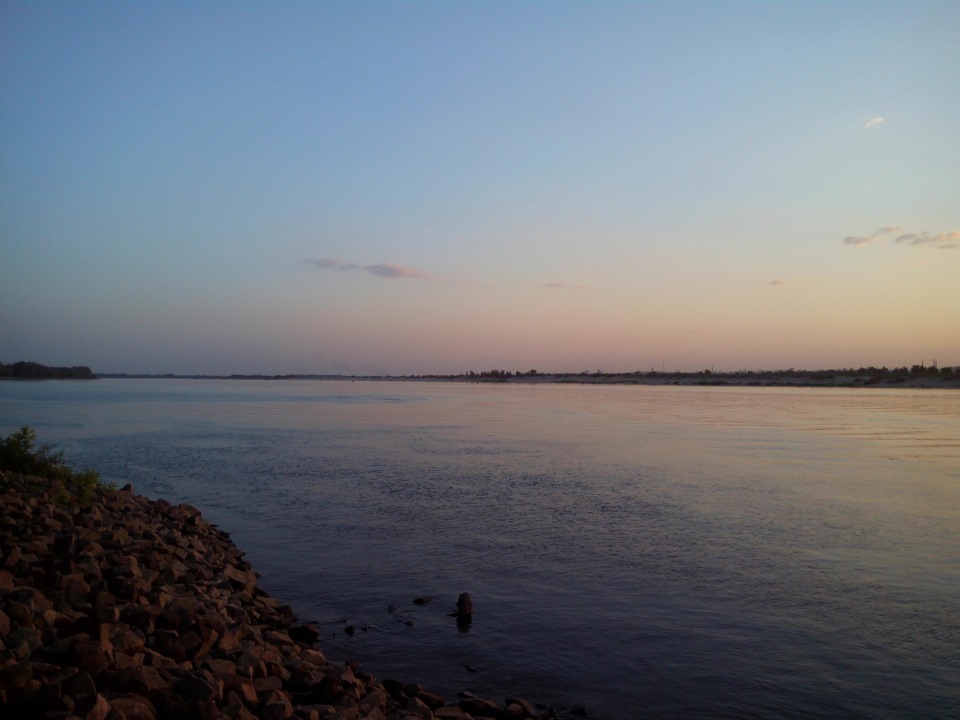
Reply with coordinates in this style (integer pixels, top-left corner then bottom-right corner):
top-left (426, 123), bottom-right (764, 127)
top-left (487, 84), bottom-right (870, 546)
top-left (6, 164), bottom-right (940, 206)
top-left (2, 360), bottom-right (954, 382)
top-left (0, 361), bottom-right (95, 379)
top-left (450, 364), bottom-right (955, 381)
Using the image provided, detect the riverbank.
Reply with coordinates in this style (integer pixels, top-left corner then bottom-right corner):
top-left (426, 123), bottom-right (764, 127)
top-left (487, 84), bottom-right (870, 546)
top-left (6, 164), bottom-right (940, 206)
top-left (91, 370), bottom-right (959, 389)
top-left (0, 474), bottom-right (564, 720)
top-left (438, 371), bottom-right (960, 389)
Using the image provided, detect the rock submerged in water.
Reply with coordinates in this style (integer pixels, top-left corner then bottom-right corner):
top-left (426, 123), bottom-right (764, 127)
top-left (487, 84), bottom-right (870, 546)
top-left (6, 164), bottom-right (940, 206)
top-left (452, 592), bottom-right (473, 632)
top-left (0, 471), bottom-right (563, 719)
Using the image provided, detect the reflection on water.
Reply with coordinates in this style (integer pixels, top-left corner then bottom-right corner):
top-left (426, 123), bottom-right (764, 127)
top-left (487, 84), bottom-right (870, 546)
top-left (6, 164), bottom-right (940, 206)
top-left (1, 380), bottom-right (958, 719)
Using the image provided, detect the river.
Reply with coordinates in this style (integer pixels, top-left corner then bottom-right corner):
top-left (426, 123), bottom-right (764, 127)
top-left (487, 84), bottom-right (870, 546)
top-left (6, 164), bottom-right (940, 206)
top-left (2, 379), bottom-right (957, 719)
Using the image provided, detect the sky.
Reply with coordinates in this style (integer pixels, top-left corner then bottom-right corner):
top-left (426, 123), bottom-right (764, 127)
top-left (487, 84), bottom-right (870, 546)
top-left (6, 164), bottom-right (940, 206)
top-left (1, 1), bottom-right (958, 376)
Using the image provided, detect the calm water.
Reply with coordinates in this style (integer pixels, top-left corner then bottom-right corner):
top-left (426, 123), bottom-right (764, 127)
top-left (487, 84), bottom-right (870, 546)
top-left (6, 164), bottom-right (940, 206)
top-left (1, 379), bottom-right (958, 719)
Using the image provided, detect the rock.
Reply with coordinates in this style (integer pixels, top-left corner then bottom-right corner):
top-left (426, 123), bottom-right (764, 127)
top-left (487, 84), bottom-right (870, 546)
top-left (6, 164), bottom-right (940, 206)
top-left (109, 695), bottom-right (158, 720)
top-left (62, 669), bottom-right (99, 715)
top-left (403, 695), bottom-right (435, 719)
top-left (224, 564), bottom-right (257, 592)
top-left (112, 650), bottom-right (142, 670)
top-left (0, 568), bottom-right (16, 591)
top-left (86, 693), bottom-right (113, 720)
top-left (504, 697), bottom-right (538, 718)
top-left (434, 708), bottom-right (474, 719)
top-left (292, 708), bottom-right (321, 720)
top-left (6, 600), bottom-right (33, 628)
top-left (176, 670), bottom-right (223, 703)
top-left (288, 623), bottom-right (321, 645)
top-left (110, 624), bottom-right (146, 655)
top-left (459, 696), bottom-right (503, 717)
top-left (120, 665), bottom-right (169, 696)
top-left (358, 689), bottom-right (388, 715)
top-left (455, 593), bottom-right (473, 616)
top-left (299, 648), bottom-right (329, 668)
top-left (7, 625), bottom-right (43, 655)
top-left (288, 664), bottom-right (324, 692)
top-left (381, 678), bottom-right (407, 702)
top-left (254, 675), bottom-right (284, 693)
top-left (259, 689), bottom-right (294, 720)
top-left (204, 658), bottom-right (238, 676)
top-left (0, 661), bottom-right (32, 690)
top-left (63, 573), bottom-right (92, 604)
top-left (413, 596), bottom-right (432, 605)
top-left (238, 679), bottom-right (259, 704)
top-left (3, 545), bottom-right (22, 568)
top-left (72, 639), bottom-right (110, 676)
top-left (412, 689), bottom-right (446, 710)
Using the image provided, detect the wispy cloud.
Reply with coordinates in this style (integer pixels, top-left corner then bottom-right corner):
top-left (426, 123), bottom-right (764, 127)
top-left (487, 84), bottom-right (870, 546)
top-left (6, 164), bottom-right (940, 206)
top-left (304, 258), bottom-right (357, 270)
top-left (544, 282), bottom-right (584, 290)
top-left (304, 258), bottom-right (426, 279)
top-left (864, 116), bottom-right (885, 129)
top-left (895, 230), bottom-right (960, 250)
top-left (767, 277), bottom-right (816, 288)
top-left (842, 227), bottom-right (960, 251)
top-left (841, 226), bottom-right (900, 247)
top-left (364, 263), bottom-right (426, 278)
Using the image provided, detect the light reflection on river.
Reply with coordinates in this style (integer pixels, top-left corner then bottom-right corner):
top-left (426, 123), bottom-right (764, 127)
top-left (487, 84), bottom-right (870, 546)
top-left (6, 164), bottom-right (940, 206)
top-left (2, 380), bottom-right (958, 719)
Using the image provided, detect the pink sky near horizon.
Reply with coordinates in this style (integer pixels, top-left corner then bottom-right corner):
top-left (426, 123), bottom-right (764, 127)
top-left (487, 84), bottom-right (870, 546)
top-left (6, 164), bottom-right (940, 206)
top-left (1, 2), bottom-right (957, 375)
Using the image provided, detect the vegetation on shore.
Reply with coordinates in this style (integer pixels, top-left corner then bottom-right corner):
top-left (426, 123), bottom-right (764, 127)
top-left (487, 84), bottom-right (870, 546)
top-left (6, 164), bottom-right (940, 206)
top-left (0, 426), bottom-right (110, 505)
top-left (4, 358), bottom-right (956, 387)
top-left (0, 361), bottom-right (94, 379)
top-left (421, 363), bottom-right (959, 386)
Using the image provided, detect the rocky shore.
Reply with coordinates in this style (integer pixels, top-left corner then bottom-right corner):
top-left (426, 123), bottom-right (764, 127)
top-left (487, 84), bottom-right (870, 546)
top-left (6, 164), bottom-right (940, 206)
top-left (0, 475), bottom-right (563, 720)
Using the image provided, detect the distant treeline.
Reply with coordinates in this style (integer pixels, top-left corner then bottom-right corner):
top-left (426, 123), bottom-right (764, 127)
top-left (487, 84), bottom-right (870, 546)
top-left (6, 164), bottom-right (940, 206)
top-left (0, 361), bottom-right (95, 379)
top-left (448, 364), bottom-right (956, 380)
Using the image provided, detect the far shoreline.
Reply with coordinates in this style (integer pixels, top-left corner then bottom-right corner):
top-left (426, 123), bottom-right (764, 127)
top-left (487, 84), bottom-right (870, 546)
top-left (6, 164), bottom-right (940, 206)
top-left (90, 370), bottom-right (960, 390)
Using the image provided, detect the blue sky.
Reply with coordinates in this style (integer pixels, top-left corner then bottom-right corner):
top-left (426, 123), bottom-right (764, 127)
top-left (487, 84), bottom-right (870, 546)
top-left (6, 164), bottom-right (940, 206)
top-left (2, 1), bottom-right (958, 375)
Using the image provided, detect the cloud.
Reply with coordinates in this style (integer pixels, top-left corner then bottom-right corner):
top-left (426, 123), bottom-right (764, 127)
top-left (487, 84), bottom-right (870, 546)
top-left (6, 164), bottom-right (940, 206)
top-left (864, 116), bottom-right (885, 128)
top-left (841, 226), bottom-right (900, 247)
top-left (543, 282), bottom-right (584, 290)
top-left (364, 263), bottom-right (425, 279)
top-left (767, 278), bottom-right (816, 288)
top-left (842, 227), bottom-right (960, 251)
top-left (895, 230), bottom-right (960, 249)
top-left (304, 258), bottom-right (356, 270)
top-left (304, 258), bottom-right (426, 279)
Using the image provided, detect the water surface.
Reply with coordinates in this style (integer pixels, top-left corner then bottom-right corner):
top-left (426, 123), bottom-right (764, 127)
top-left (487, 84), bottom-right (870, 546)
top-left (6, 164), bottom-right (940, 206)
top-left (2, 379), bottom-right (957, 719)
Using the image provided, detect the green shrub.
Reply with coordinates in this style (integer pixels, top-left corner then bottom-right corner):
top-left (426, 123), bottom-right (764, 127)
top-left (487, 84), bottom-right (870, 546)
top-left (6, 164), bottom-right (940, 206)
top-left (0, 426), bottom-right (111, 505)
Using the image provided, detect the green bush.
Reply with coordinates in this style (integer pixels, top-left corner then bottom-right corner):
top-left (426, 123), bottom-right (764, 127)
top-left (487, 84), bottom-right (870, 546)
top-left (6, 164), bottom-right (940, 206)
top-left (0, 426), bottom-right (110, 505)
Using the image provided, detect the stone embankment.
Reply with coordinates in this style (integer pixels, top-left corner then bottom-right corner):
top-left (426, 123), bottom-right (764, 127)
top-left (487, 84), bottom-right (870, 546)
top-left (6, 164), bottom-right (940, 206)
top-left (0, 476), bottom-right (561, 720)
